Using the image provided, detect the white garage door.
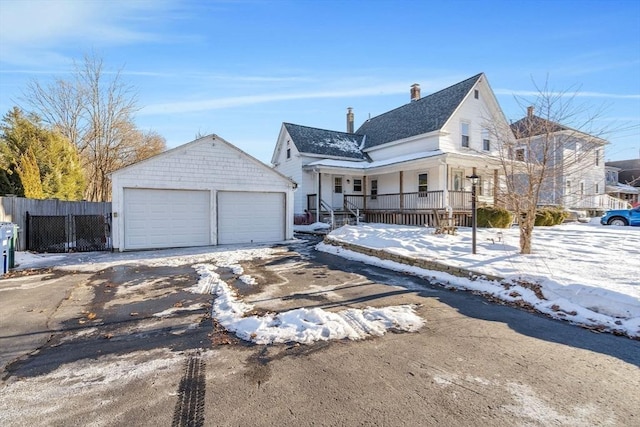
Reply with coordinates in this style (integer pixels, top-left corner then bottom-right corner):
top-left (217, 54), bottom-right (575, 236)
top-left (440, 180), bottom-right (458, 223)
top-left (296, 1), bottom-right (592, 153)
top-left (218, 192), bottom-right (285, 245)
top-left (124, 189), bottom-right (210, 250)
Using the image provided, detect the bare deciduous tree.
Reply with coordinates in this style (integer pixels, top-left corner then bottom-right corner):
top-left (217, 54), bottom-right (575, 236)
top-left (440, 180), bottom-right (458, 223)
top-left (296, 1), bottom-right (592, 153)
top-left (22, 53), bottom-right (166, 201)
top-left (487, 80), bottom-right (609, 254)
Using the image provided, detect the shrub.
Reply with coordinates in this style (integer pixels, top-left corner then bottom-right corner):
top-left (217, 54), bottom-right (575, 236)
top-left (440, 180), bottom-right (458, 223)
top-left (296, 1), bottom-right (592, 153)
top-left (477, 206), bottom-right (513, 228)
top-left (535, 207), bottom-right (568, 226)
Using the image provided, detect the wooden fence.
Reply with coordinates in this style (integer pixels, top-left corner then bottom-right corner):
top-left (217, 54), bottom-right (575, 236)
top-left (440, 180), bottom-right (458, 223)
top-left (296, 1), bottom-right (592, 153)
top-left (0, 196), bottom-right (111, 251)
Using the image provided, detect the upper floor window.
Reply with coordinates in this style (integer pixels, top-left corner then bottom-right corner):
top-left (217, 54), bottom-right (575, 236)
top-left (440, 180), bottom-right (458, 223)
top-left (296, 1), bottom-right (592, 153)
top-left (371, 179), bottom-right (378, 200)
top-left (286, 148), bottom-right (291, 159)
top-left (353, 178), bottom-right (362, 192)
top-left (461, 122), bottom-right (470, 148)
top-left (595, 149), bottom-right (600, 166)
top-left (515, 148), bottom-right (526, 161)
top-left (474, 89), bottom-right (479, 99)
top-left (418, 173), bottom-right (428, 196)
top-left (482, 129), bottom-right (490, 151)
top-left (334, 177), bottom-right (343, 194)
top-left (595, 183), bottom-right (599, 194)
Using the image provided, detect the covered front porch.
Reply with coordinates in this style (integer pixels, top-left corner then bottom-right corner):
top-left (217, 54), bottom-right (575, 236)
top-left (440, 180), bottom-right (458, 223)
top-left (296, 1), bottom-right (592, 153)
top-left (303, 153), bottom-right (500, 227)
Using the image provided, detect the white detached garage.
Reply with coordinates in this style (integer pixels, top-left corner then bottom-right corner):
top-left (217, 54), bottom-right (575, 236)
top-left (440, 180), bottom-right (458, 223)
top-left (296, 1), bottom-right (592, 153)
top-left (111, 134), bottom-right (296, 251)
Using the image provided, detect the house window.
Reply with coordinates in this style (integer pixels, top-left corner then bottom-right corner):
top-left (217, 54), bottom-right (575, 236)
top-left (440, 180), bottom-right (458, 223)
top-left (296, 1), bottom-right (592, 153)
top-left (418, 173), bottom-right (428, 196)
top-left (595, 149), bottom-right (600, 166)
top-left (566, 180), bottom-right (571, 194)
top-left (334, 177), bottom-right (343, 194)
top-left (482, 129), bottom-right (490, 151)
top-left (461, 123), bottom-right (470, 148)
top-left (595, 183), bottom-right (599, 194)
top-left (371, 179), bottom-right (378, 200)
top-left (286, 148), bottom-right (291, 159)
top-left (474, 89), bottom-right (479, 99)
top-left (579, 182), bottom-right (585, 196)
top-left (353, 178), bottom-right (362, 192)
top-left (515, 148), bottom-right (525, 161)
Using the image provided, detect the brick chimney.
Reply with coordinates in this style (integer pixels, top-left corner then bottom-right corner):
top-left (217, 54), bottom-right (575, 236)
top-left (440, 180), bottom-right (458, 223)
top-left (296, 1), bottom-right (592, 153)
top-left (527, 106), bottom-right (534, 118)
top-left (347, 107), bottom-right (354, 133)
top-left (411, 83), bottom-right (421, 101)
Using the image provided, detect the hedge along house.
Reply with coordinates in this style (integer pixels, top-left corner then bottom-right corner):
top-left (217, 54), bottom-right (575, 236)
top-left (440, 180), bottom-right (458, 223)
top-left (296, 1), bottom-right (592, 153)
top-left (111, 134), bottom-right (296, 251)
top-left (271, 73), bottom-right (507, 226)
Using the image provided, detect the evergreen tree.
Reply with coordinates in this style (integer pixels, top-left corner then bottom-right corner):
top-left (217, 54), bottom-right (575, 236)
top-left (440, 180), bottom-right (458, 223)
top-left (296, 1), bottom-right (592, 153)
top-left (16, 148), bottom-right (43, 199)
top-left (0, 107), bottom-right (85, 199)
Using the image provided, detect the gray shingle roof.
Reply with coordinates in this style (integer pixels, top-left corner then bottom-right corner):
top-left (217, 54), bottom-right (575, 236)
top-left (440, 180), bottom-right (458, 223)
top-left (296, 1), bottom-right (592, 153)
top-left (284, 123), bottom-right (367, 160)
top-left (510, 115), bottom-right (568, 138)
top-left (356, 73), bottom-right (484, 149)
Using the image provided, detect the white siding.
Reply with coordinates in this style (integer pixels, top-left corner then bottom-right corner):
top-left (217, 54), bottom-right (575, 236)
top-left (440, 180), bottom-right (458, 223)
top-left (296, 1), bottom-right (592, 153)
top-left (112, 136), bottom-right (294, 251)
top-left (441, 86), bottom-right (496, 154)
top-left (273, 129), bottom-right (307, 214)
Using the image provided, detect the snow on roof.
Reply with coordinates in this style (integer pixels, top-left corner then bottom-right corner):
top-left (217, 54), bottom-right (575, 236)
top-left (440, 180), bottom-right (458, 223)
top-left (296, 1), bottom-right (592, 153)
top-left (306, 150), bottom-right (445, 170)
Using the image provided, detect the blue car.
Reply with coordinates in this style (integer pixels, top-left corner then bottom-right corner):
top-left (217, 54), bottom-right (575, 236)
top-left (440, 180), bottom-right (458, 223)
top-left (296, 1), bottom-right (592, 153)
top-left (600, 206), bottom-right (640, 226)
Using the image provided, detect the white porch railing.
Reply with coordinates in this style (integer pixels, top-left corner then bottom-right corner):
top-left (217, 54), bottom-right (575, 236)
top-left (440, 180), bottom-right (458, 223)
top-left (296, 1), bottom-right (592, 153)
top-left (320, 199), bottom-right (335, 229)
top-left (567, 194), bottom-right (630, 210)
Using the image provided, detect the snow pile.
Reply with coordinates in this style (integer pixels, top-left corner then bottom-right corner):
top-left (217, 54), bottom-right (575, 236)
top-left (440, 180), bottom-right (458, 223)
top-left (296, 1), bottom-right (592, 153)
top-left (320, 223), bottom-right (640, 338)
top-left (191, 263), bottom-right (424, 345)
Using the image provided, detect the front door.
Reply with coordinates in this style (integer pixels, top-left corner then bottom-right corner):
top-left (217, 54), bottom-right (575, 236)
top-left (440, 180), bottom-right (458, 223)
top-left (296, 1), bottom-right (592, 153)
top-left (332, 176), bottom-right (344, 209)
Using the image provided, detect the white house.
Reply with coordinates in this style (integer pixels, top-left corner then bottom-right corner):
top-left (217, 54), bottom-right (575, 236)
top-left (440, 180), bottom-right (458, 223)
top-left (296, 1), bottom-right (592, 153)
top-left (510, 108), bottom-right (628, 213)
top-left (271, 73), bottom-right (508, 225)
top-left (111, 134), bottom-right (296, 251)
top-left (605, 164), bottom-right (638, 207)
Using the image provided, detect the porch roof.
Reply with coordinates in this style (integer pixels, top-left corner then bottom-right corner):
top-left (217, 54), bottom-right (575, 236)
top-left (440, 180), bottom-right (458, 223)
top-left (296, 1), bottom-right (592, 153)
top-left (304, 149), bottom-right (504, 174)
top-left (304, 150), bottom-right (445, 173)
top-left (606, 183), bottom-right (640, 194)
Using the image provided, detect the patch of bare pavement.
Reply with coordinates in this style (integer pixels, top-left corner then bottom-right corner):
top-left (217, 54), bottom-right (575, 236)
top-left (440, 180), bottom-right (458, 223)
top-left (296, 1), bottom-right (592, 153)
top-left (1, 237), bottom-right (639, 427)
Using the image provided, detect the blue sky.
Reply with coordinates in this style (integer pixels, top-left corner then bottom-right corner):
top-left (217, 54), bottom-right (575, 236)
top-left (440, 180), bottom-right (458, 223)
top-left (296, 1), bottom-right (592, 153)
top-left (1, 0), bottom-right (639, 164)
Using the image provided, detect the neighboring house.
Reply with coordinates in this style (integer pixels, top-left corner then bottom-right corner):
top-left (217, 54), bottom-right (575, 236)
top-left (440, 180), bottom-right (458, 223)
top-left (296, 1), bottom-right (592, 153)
top-left (605, 162), bottom-right (639, 207)
top-left (510, 108), bottom-right (627, 214)
top-left (272, 73), bottom-right (507, 225)
top-left (111, 134), bottom-right (296, 251)
top-left (606, 159), bottom-right (640, 187)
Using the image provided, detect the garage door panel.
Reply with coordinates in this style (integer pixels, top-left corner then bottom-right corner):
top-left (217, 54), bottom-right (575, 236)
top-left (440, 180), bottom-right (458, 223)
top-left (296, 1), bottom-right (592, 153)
top-left (124, 189), bottom-right (210, 250)
top-left (218, 192), bottom-right (285, 245)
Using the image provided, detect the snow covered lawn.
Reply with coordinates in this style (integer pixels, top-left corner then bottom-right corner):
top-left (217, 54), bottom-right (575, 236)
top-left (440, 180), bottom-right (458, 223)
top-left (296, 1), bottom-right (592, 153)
top-left (319, 221), bottom-right (640, 338)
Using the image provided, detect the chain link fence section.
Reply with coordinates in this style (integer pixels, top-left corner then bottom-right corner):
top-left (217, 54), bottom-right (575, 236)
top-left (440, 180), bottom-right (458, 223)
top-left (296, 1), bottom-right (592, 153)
top-left (27, 212), bottom-right (112, 253)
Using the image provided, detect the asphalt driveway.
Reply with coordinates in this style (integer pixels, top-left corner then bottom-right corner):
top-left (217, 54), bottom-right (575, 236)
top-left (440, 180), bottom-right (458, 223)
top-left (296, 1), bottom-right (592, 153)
top-left (1, 236), bottom-right (639, 426)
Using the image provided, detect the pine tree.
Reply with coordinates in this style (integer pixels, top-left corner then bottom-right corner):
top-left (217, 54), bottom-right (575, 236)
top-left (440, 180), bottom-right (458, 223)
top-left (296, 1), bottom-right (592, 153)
top-left (0, 107), bottom-right (85, 199)
top-left (16, 148), bottom-right (43, 199)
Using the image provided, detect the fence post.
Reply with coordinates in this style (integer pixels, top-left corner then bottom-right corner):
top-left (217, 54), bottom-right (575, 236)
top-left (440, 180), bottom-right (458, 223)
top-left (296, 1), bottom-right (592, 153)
top-left (25, 211), bottom-right (30, 251)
